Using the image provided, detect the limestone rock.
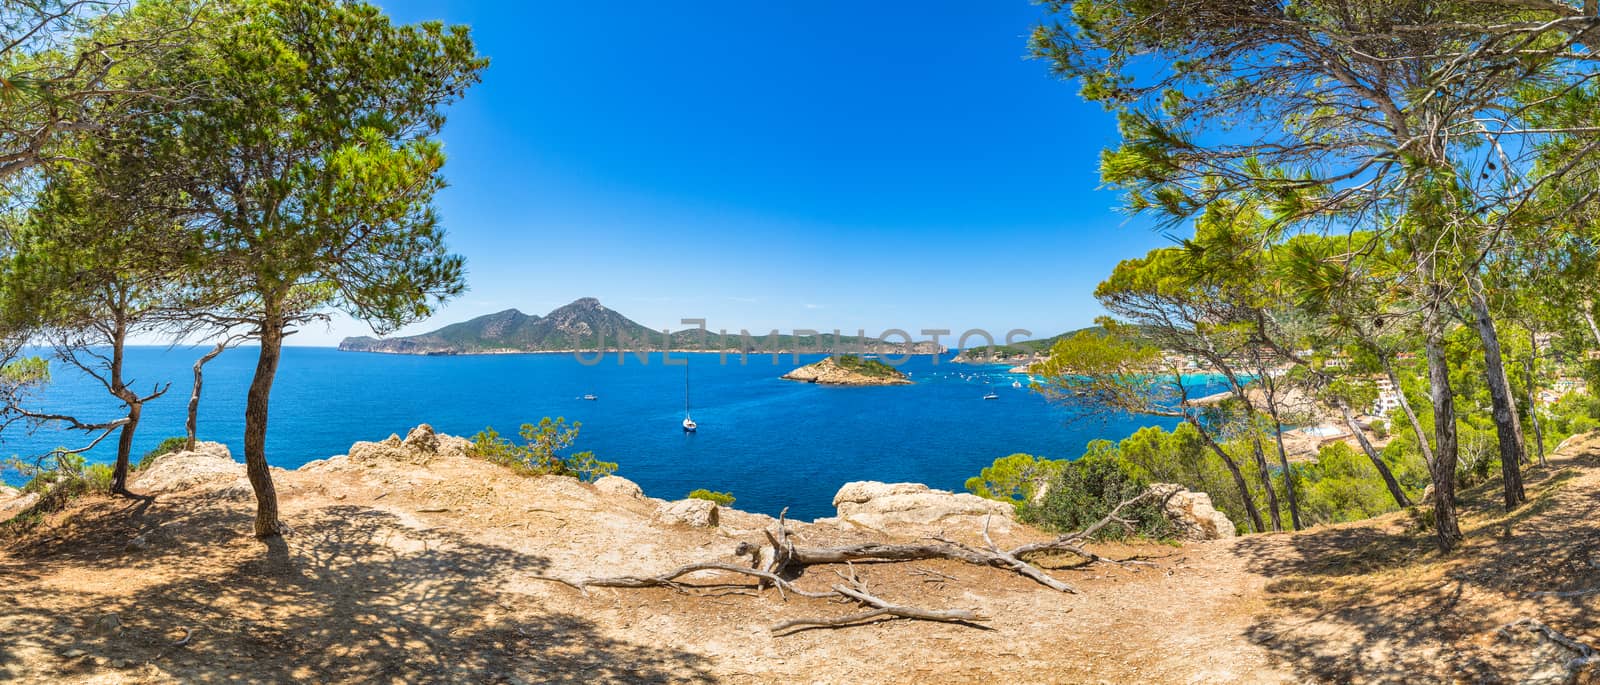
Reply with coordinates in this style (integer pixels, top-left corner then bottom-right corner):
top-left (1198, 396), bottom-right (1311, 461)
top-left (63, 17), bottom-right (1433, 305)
top-left (1150, 483), bottom-right (1236, 541)
top-left (594, 475), bottom-right (644, 499)
top-left (829, 481), bottom-right (1015, 534)
top-left (653, 498), bottom-right (719, 528)
top-left (403, 424), bottom-right (440, 453)
top-left (134, 442), bottom-right (246, 494)
top-left (0, 486), bottom-right (34, 517)
top-left (349, 424), bottom-right (470, 466)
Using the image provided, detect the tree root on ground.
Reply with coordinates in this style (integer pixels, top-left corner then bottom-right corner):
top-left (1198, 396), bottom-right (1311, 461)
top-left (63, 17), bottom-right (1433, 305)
top-left (1499, 617), bottom-right (1598, 677)
top-left (534, 493), bottom-right (1156, 632)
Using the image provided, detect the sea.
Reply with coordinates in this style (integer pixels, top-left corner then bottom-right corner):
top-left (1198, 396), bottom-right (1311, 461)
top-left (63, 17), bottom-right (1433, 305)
top-left (1, 347), bottom-right (1229, 520)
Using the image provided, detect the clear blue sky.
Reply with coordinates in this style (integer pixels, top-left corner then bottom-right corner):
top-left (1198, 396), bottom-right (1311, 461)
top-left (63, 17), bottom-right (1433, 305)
top-left (297, 1), bottom-right (1172, 346)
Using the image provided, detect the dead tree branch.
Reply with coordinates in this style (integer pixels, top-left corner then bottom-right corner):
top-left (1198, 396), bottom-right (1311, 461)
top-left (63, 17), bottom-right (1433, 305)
top-left (535, 494), bottom-right (1156, 632)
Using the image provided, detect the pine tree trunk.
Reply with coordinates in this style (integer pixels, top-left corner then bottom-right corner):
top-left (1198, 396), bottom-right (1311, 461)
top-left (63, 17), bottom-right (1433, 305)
top-left (246, 310), bottom-right (287, 538)
top-left (1339, 401), bottom-right (1410, 508)
top-left (108, 312), bottom-right (139, 496)
top-left (187, 340), bottom-right (230, 450)
top-left (1262, 386), bottom-right (1303, 530)
top-left (1250, 432), bottom-right (1283, 531)
top-left (1582, 300), bottom-right (1600, 346)
top-left (1379, 355), bottom-right (1436, 468)
top-left (1187, 415), bottom-right (1264, 533)
top-left (1423, 299), bottom-right (1464, 552)
top-left (111, 402), bottom-right (141, 495)
top-left (1466, 276), bottom-right (1526, 509)
top-left (1524, 328), bottom-right (1546, 468)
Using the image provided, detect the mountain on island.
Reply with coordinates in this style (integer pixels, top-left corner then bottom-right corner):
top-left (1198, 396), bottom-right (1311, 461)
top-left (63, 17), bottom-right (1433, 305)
top-left (338, 297), bottom-right (945, 355)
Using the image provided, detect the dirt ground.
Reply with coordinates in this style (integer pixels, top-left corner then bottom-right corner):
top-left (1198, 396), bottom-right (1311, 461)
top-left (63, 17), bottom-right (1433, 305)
top-left (2, 432), bottom-right (1598, 684)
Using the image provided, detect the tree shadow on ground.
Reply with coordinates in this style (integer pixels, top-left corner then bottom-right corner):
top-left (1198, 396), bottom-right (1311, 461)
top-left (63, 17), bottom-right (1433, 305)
top-left (0, 497), bottom-right (714, 683)
top-left (1231, 452), bottom-right (1600, 683)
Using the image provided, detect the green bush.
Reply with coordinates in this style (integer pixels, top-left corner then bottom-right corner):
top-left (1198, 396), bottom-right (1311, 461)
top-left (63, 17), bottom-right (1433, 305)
top-left (1, 451), bottom-right (116, 533)
top-left (1298, 443), bottom-right (1406, 525)
top-left (686, 489), bottom-right (735, 506)
top-left (469, 417), bottom-right (617, 482)
top-left (965, 453), bottom-right (1064, 509)
top-left (1025, 454), bottom-right (1173, 541)
top-left (138, 436), bottom-right (190, 471)
top-left (832, 354), bottom-right (905, 379)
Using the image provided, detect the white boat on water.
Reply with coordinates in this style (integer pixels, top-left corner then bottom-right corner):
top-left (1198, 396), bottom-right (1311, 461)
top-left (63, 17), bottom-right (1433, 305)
top-left (682, 364), bottom-right (698, 433)
top-left (983, 391), bottom-right (999, 400)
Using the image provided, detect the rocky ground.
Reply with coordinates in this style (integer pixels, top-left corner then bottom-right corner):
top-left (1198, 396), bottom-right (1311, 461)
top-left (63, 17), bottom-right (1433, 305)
top-left (1, 428), bottom-right (1597, 684)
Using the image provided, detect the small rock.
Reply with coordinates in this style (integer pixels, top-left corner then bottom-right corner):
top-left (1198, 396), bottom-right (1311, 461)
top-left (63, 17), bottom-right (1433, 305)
top-left (92, 613), bottom-right (122, 636)
top-left (59, 648), bottom-right (86, 659)
top-left (125, 535), bottom-right (149, 552)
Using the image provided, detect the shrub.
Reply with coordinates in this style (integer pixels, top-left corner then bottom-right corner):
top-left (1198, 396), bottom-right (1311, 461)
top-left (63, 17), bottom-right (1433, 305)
top-left (138, 436), bottom-right (190, 471)
top-left (469, 417), bottom-right (617, 482)
top-left (1298, 443), bottom-right (1405, 525)
top-left (1, 450), bottom-right (116, 534)
top-left (832, 354), bottom-right (905, 379)
top-left (965, 453), bottom-right (1063, 509)
top-left (1025, 454), bottom-right (1173, 540)
top-left (686, 489), bottom-right (735, 506)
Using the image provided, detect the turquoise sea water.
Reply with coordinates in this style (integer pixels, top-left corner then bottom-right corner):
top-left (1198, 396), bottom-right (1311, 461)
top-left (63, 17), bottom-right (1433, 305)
top-left (2, 347), bottom-right (1229, 520)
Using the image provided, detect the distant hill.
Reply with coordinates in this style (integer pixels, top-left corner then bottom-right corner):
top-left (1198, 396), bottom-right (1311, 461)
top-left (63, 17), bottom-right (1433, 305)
top-left (953, 324), bottom-right (1131, 362)
top-left (338, 298), bottom-right (944, 355)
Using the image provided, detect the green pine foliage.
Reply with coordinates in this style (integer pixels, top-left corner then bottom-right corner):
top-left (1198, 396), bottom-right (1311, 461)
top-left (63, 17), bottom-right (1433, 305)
top-left (831, 354), bottom-right (906, 380)
top-left (138, 437), bottom-right (190, 471)
top-left (1026, 454), bottom-right (1173, 541)
top-left (964, 453), bottom-right (1064, 509)
top-left (686, 489), bottom-right (735, 506)
top-left (469, 418), bottom-right (617, 482)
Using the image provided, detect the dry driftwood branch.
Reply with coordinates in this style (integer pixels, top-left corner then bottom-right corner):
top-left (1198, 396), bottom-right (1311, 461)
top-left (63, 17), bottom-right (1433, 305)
top-left (534, 493), bottom-right (1156, 631)
top-left (1526, 586), bottom-right (1600, 599)
top-left (533, 561), bottom-right (835, 600)
top-left (1499, 617), bottom-right (1598, 673)
top-left (769, 567), bottom-right (985, 633)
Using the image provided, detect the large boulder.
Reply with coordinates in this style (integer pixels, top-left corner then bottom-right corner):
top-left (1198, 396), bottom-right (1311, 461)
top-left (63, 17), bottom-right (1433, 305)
top-left (827, 481), bottom-right (1015, 534)
top-left (1150, 483), bottom-right (1236, 541)
top-left (134, 442), bottom-right (248, 494)
top-left (653, 498), bottom-right (719, 528)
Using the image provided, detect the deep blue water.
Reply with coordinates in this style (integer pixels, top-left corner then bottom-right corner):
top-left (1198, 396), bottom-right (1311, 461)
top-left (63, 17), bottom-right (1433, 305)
top-left (2, 347), bottom-right (1225, 520)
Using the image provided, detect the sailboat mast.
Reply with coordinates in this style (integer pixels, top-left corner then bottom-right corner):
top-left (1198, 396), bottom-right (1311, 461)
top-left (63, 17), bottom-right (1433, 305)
top-left (684, 363), bottom-right (691, 415)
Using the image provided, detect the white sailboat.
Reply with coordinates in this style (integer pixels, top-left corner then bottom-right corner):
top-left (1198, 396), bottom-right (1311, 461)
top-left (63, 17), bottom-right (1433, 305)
top-left (682, 364), bottom-right (698, 433)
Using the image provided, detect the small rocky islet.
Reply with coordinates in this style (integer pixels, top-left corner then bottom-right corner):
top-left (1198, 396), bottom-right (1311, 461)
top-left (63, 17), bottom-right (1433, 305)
top-left (781, 355), bottom-right (912, 386)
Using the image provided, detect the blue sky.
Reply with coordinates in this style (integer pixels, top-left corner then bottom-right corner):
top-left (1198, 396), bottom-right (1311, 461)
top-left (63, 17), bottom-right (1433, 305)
top-left (297, 1), bottom-right (1173, 346)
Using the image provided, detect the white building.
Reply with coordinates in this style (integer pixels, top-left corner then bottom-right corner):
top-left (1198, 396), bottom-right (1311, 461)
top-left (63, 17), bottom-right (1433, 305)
top-left (1370, 376), bottom-right (1402, 416)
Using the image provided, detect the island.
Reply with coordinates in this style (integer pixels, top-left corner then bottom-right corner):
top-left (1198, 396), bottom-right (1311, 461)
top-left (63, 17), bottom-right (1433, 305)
top-left (781, 355), bottom-right (912, 386)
